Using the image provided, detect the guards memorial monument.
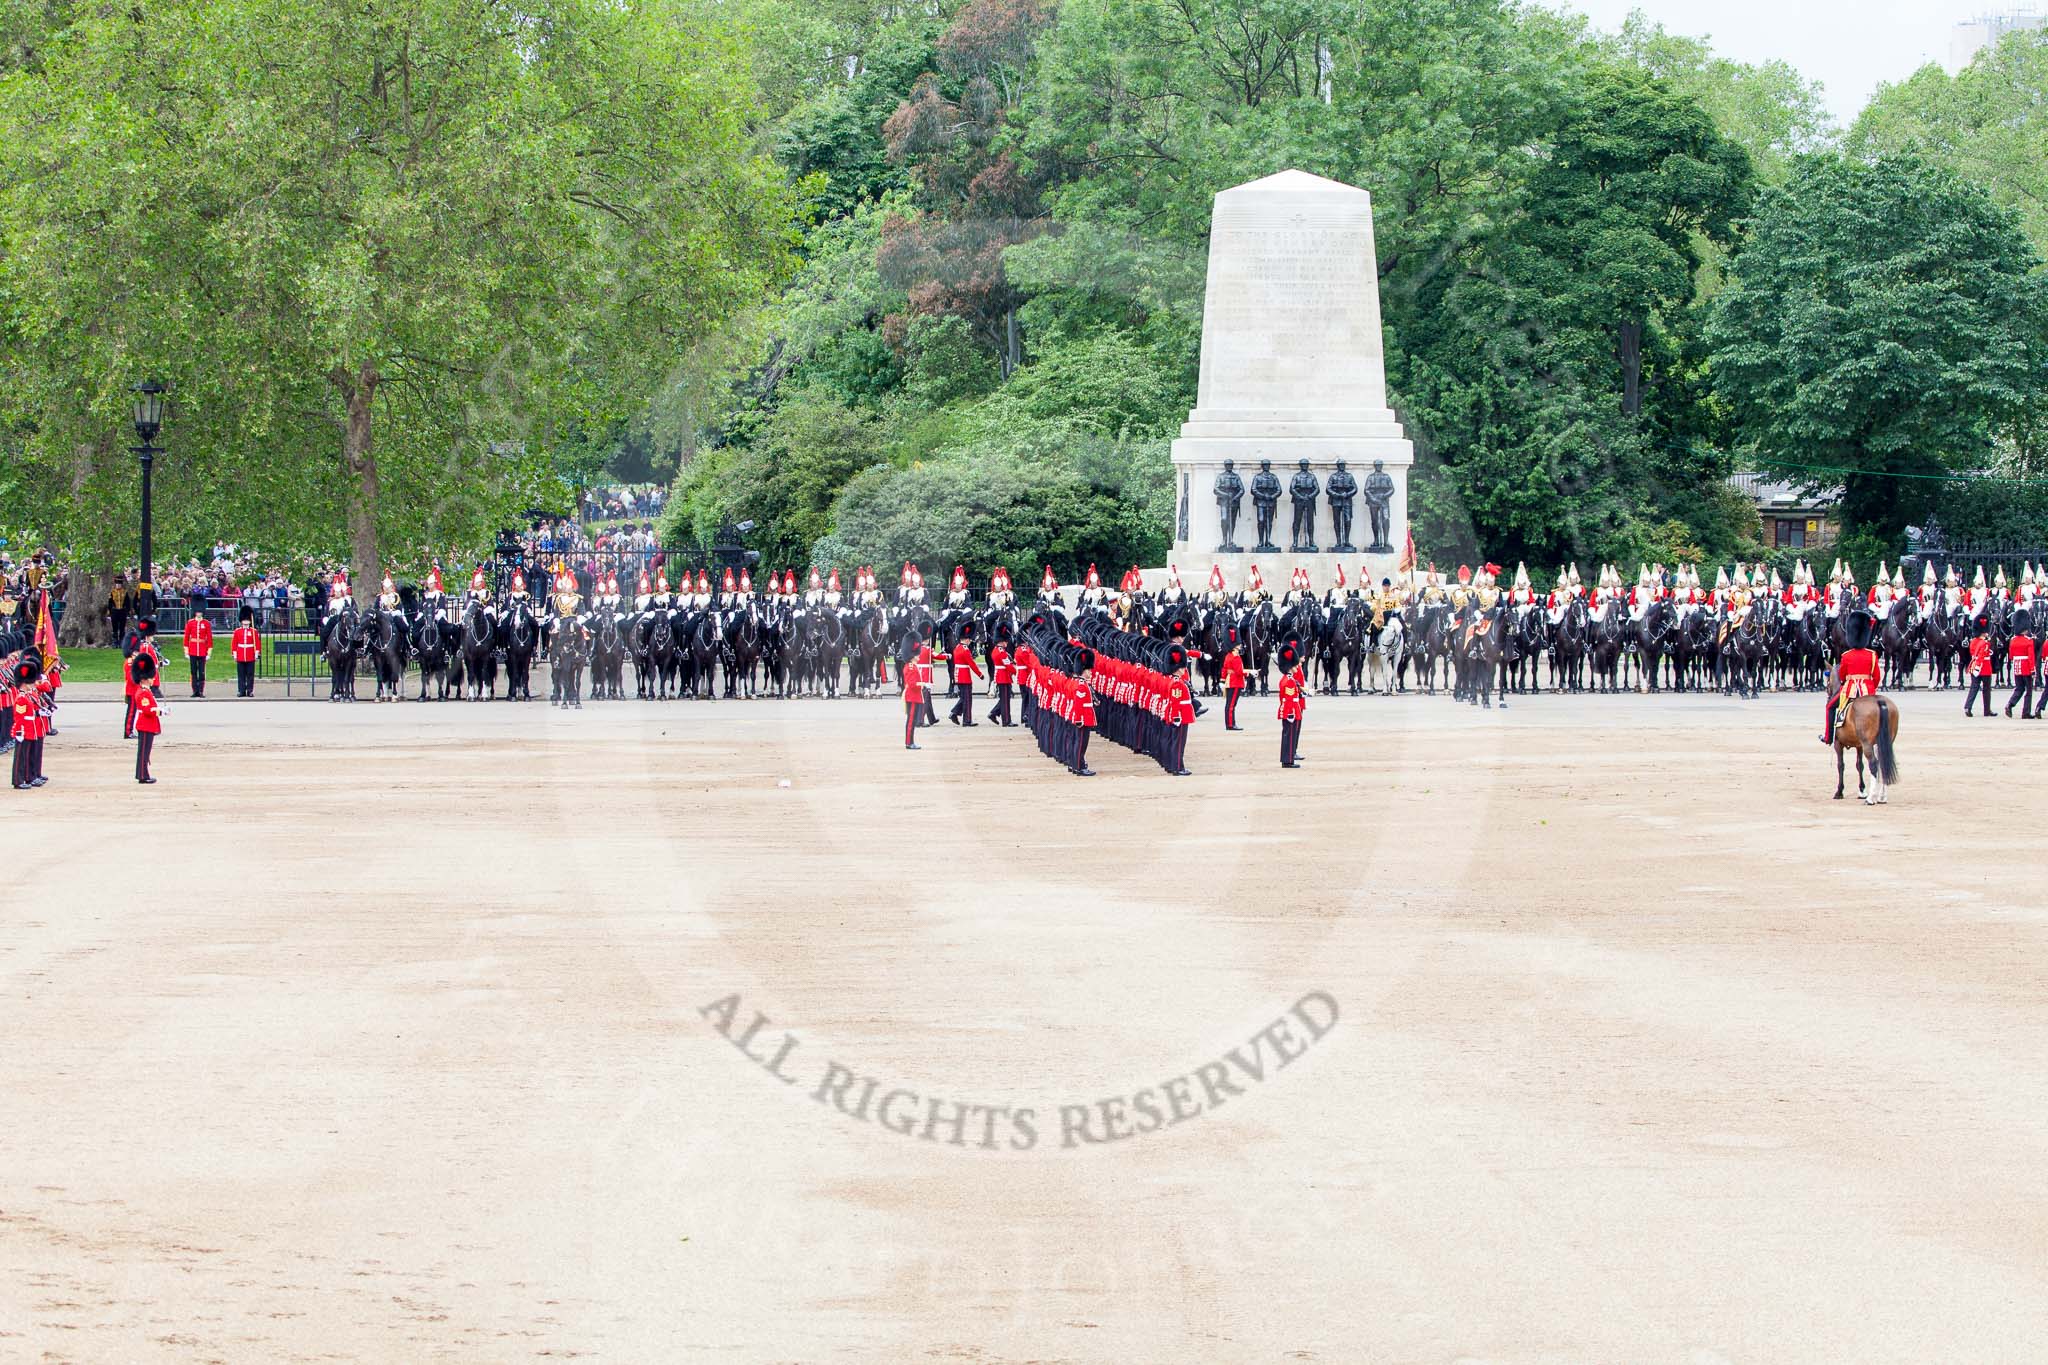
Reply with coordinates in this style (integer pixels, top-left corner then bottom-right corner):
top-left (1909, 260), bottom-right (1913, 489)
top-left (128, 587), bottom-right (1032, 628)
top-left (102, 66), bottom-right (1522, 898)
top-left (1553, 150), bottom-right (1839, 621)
top-left (1163, 169), bottom-right (1414, 592)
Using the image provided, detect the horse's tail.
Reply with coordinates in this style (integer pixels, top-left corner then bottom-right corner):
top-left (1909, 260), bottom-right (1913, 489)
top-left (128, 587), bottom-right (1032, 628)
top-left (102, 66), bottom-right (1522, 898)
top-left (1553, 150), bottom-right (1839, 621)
top-left (1873, 697), bottom-right (1899, 785)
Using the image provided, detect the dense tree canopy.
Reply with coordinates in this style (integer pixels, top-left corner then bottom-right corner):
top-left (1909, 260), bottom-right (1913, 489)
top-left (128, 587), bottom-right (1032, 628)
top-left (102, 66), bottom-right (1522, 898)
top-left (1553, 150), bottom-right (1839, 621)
top-left (1, 0), bottom-right (796, 599)
top-left (1706, 155), bottom-right (2042, 543)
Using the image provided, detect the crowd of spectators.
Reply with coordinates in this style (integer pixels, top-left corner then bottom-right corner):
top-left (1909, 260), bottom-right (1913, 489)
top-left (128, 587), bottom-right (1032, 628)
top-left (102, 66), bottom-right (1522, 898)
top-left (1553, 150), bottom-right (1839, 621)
top-left (580, 484), bottom-right (665, 524)
top-left (3, 481), bottom-right (680, 639)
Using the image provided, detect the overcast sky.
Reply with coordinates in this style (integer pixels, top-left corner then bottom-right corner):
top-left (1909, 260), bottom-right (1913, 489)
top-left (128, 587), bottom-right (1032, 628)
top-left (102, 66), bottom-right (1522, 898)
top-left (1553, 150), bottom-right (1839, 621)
top-left (1557, 0), bottom-right (2028, 124)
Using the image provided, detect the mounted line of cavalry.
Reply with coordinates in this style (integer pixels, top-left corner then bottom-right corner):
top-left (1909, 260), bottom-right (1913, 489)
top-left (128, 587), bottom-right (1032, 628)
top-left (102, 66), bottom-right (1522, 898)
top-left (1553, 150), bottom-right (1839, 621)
top-left (309, 553), bottom-right (2048, 712)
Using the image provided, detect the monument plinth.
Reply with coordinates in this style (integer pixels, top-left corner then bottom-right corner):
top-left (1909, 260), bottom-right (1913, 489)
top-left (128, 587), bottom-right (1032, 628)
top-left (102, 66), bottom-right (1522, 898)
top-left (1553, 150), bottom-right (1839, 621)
top-left (1156, 169), bottom-right (1413, 594)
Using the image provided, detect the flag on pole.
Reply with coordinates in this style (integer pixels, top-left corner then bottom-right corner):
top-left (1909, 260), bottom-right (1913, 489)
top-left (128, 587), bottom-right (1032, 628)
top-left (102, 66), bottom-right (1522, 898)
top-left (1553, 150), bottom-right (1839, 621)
top-left (1397, 530), bottom-right (1416, 576)
top-left (33, 589), bottom-right (59, 670)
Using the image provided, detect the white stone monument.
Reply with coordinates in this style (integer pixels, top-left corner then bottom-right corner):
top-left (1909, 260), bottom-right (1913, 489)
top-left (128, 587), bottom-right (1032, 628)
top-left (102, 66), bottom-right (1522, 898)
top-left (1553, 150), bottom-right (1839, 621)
top-left (1156, 169), bottom-right (1413, 595)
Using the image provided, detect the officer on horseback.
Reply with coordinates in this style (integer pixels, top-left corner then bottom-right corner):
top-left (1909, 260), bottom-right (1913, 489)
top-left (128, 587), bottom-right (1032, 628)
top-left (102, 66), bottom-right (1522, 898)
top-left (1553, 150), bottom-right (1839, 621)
top-left (1822, 611), bottom-right (1881, 744)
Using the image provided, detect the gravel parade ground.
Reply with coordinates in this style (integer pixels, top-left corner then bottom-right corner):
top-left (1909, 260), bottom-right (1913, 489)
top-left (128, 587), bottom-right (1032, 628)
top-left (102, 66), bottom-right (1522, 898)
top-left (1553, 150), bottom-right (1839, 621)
top-left (5, 690), bottom-right (2046, 1362)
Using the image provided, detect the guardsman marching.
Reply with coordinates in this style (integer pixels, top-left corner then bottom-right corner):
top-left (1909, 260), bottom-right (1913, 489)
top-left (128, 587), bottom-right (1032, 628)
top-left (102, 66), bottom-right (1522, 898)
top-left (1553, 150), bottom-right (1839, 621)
top-left (988, 634), bottom-right (1016, 727)
top-left (130, 650), bottom-right (163, 783)
top-left (1165, 666), bottom-right (1196, 776)
top-left (1964, 615), bottom-right (1995, 717)
top-left (231, 605), bottom-right (262, 696)
top-left (2007, 624), bottom-right (2037, 718)
top-left (123, 618), bottom-right (162, 739)
top-left (948, 626), bottom-right (984, 726)
top-left (1068, 672), bottom-right (1097, 777)
top-left (1277, 662), bottom-right (1307, 768)
top-left (1221, 638), bottom-right (1247, 730)
top-left (9, 657), bottom-right (54, 789)
top-left (902, 642), bottom-right (931, 749)
top-left (182, 606), bottom-right (214, 697)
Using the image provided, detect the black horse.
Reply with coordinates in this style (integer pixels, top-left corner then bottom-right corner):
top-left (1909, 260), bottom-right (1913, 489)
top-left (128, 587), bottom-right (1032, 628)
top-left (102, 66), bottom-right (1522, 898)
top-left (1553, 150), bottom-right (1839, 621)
top-left (413, 608), bottom-right (457, 701)
top-left (320, 605), bottom-right (362, 701)
top-left (548, 615), bottom-right (590, 709)
top-left (590, 609), bottom-right (626, 700)
top-left (460, 602), bottom-right (499, 700)
top-left (500, 601), bottom-right (539, 701)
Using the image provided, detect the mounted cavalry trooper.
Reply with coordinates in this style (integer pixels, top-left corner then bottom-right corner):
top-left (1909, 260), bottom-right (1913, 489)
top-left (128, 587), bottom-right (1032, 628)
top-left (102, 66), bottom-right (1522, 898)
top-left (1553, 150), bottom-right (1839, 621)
top-left (807, 568), bottom-right (827, 609)
top-left (1039, 565), bottom-right (1061, 605)
top-left (1994, 565), bottom-right (2012, 605)
top-left (1080, 563), bottom-right (1106, 607)
top-left (466, 565), bottom-right (491, 613)
top-left (735, 565), bottom-right (753, 603)
top-left (905, 564), bottom-right (927, 607)
top-left (1718, 566), bottom-right (1756, 646)
top-left (508, 566), bottom-right (533, 611)
top-left (1627, 564), bottom-right (1654, 622)
top-left (1323, 562), bottom-right (1349, 609)
top-left (1246, 562), bottom-right (1270, 604)
top-left (1545, 566), bottom-right (1572, 625)
top-left (1162, 565), bottom-right (1188, 605)
top-left (945, 565), bottom-right (971, 611)
top-left (1961, 565), bottom-right (1985, 614)
top-left (422, 565), bottom-right (451, 622)
top-left (1870, 560), bottom-right (1895, 615)
top-left (824, 569), bottom-right (843, 610)
top-left (326, 570), bottom-right (354, 622)
top-left (2021, 563), bottom-right (2041, 607)
top-left (1206, 563), bottom-right (1230, 610)
top-left (987, 566), bottom-right (1014, 609)
top-left (1448, 564), bottom-right (1474, 614)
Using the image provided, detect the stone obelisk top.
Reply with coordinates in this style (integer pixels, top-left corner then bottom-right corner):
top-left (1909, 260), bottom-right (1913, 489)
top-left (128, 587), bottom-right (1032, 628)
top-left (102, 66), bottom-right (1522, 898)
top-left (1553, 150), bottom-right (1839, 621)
top-left (1187, 169), bottom-right (1395, 430)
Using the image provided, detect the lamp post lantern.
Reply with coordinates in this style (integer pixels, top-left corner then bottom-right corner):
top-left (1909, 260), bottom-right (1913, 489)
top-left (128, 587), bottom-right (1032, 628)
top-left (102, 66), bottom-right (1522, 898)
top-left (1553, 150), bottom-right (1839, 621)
top-left (131, 379), bottom-right (167, 619)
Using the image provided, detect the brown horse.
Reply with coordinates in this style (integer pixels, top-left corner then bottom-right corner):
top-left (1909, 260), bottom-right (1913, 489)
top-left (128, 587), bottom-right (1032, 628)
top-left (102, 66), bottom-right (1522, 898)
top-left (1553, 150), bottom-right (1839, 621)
top-left (1832, 694), bottom-right (1900, 805)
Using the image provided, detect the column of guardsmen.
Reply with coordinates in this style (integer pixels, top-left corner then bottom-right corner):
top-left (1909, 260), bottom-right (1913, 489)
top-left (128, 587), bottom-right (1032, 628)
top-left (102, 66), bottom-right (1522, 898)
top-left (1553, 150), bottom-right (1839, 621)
top-left (897, 566), bottom-right (1309, 776)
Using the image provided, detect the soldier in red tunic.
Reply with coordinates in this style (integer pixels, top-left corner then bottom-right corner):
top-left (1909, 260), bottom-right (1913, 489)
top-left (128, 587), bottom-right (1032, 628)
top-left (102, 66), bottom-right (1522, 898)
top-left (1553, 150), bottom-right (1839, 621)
top-left (1165, 666), bottom-right (1196, 776)
top-left (9, 658), bottom-right (54, 789)
top-left (1822, 617), bottom-right (1883, 743)
top-left (987, 637), bottom-right (1015, 727)
top-left (1069, 674), bottom-right (1097, 777)
top-left (2007, 631), bottom-right (2037, 718)
top-left (1277, 664), bottom-right (1307, 768)
top-left (182, 609), bottom-right (213, 697)
top-left (1222, 642), bottom-right (1247, 730)
top-left (131, 653), bottom-right (163, 782)
top-left (903, 643), bottom-right (932, 749)
top-left (1964, 619), bottom-right (1995, 718)
top-left (230, 605), bottom-right (263, 697)
top-left (123, 619), bottom-right (163, 739)
top-left (948, 628), bottom-right (984, 726)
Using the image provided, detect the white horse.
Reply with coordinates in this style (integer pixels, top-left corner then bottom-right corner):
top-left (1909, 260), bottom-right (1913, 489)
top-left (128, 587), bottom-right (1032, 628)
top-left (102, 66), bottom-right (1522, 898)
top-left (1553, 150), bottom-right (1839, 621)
top-left (1366, 614), bottom-right (1407, 695)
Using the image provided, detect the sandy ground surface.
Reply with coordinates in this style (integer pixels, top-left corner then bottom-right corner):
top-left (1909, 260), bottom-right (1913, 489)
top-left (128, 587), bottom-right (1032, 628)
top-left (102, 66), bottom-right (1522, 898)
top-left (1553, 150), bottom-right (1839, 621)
top-left (4, 682), bottom-right (2046, 1363)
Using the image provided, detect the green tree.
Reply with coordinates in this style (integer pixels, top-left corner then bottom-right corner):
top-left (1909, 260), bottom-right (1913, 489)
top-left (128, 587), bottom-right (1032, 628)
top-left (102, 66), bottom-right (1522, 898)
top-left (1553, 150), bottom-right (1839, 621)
top-left (1604, 11), bottom-right (1834, 183)
top-left (1705, 155), bottom-right (2042, 542)
top-left (0, 0), bottom-right (795, 604)
top-left (1849, 31), bottom-right (2048, 258)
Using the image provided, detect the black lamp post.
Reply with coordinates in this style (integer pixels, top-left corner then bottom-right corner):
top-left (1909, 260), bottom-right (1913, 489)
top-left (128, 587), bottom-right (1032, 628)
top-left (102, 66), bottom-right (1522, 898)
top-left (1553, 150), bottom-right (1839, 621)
top-left (131, 379), bottom-right (168, 619)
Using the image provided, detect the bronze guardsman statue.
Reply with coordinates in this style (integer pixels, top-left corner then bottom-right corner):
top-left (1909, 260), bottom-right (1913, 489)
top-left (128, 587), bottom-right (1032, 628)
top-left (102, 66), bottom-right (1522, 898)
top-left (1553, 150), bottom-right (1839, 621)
top-left (1251, 459), bottom-right (1282, 554)
top-left (1288, 459), bottom-right (1319, 554)
top-left (1326, 460), bottom-right (1358, 553)
top-left (1214, 460), bottom-right (1246, 553)
top-left (1364, 459), bottom-right (1395, 554)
